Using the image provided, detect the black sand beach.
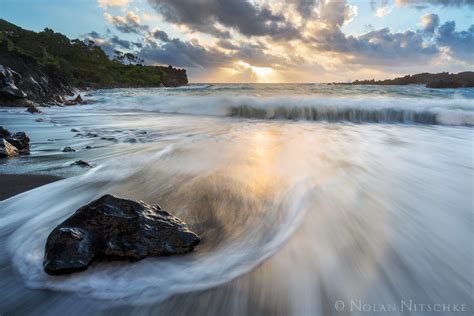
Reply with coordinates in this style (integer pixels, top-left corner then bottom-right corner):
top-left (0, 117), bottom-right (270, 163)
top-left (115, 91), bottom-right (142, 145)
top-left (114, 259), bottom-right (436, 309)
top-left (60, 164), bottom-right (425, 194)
top-left (0, 174), bottom-right (62, 200)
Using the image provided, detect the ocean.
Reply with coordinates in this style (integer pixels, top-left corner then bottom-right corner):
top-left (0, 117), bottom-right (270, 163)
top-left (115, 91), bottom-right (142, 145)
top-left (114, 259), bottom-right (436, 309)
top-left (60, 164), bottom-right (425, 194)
top-left (0, 84), bottom-right (473, 315)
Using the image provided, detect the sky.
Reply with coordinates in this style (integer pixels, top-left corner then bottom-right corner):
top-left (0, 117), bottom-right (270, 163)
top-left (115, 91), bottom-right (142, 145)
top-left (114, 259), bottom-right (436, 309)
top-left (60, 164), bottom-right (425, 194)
top-left (1, 0), bottom-right (473, 83)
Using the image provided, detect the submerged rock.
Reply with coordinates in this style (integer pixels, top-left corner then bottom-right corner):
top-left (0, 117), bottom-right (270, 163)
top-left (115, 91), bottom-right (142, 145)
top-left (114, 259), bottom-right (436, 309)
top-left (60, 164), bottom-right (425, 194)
top-left (0, 138), bottom-right (18, 157)
top-left (43, 194), bottom-right (200, 275)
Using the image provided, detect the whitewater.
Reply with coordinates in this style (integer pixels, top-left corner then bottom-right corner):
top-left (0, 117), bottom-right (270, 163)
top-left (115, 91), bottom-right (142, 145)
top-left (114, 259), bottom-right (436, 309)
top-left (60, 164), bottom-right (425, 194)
top-left (0, 83), bottom-right (472, 315)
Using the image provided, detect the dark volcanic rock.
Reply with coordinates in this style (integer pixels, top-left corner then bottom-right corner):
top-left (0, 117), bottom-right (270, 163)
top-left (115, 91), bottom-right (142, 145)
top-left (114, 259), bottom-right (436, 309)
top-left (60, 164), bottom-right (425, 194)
top-left (43, 194), bottom-right (200, 275)
top-left (0, 126), bottom-right (30, 154)
top-left (0, 41), bottom-right (74, 106)
top-left (0, 126), bottom-right (11, 138)
top-left (26, 103), bottom-right (41, 113)
top-left (349, 71), bottom-right (474, 89)
top-left (71, 160), bottom-right (93, 168)
top-left (0, 65), bottom-right (27, 99)
top-left (426, 81), bottom-right (472, 89)
top-left (62, 146), bottom-right (76, 152)
top-left (5, 131), bottom-right (30, 153)
top-left (64, 94), bottom-right (84, 106)
top-left (0, 138), bottom-right (18, 157)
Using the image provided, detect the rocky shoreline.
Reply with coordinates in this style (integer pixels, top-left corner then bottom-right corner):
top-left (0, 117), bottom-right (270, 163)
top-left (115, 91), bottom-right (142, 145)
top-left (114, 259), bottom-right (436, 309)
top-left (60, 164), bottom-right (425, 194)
top-left (338, 71), bottom-right (474, 89)
top-left (0, 19), bottom-right (188, 108)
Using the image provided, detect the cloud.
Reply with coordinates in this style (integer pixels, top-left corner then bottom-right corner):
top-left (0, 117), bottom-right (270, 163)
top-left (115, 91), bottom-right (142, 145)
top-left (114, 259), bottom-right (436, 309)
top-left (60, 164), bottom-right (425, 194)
top-left (319, 0), bottom-right (358, 28)
top-left (110, 35), bottom-right (133, 49)
top-left (150, 28), bottom-right (170, 42)
top-left (311, 27), bottom-right (439, 66)
top-left (216, 39), bottom-right (239, 51)
top-left (97, 0), bottom-right (131, 8)
top-left (147, 0), bottom-right (300, 40)
top-left (421, 13), bottom-right (439, 33)
top-left (294, 0), bottom-right (319, 18)
top-left (139, 37), bottom-right (231, 68)
top-left (395, 0), bottom-right (474, 8)
top-left (437, 21), bottom-right (474, 62)
top-left (82, 31), bottom-right (142, 57)
top-left (88, 0), bottom-right (472, 82)
top-left (104, 11), bottom-right (149, 34)
top-left (82, 31), bottom-right (117, 56)
top-left (370, 0), bottom-right (393, 17)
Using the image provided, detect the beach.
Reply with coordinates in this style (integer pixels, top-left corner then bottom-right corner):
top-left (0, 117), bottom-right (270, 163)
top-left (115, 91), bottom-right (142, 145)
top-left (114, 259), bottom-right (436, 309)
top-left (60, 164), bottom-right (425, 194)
top-left (0, 174), bottom-right (62, 201)
top-left (0, 84), bottom-right (472, 315)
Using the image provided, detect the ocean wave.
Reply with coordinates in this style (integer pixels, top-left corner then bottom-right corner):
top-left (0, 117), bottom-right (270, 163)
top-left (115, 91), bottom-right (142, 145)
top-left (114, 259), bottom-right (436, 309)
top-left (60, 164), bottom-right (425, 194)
top-left (90, 94), bottom-right (474, 126)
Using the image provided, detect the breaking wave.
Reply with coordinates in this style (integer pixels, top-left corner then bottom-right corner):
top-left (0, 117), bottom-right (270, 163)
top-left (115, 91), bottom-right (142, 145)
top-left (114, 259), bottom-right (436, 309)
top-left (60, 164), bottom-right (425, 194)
top-left (89, 94), bottom-right (474, 126)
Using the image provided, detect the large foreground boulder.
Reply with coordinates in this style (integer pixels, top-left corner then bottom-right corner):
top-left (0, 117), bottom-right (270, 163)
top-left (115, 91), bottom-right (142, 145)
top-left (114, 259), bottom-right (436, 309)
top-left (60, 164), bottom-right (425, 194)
top-left (43, 194), bottom-right (201, 275)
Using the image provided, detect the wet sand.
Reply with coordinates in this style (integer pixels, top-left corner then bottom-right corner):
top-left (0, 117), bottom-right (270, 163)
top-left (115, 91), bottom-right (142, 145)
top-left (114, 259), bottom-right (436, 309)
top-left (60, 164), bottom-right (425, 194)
top-left (0, 174), bottom-right (62, 201)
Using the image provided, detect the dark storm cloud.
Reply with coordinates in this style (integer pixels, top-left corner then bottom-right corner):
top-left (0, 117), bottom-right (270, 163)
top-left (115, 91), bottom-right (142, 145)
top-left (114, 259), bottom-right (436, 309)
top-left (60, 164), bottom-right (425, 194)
top-left (147, 0), bottom-right (300, 40)
top-left (139, 37), bottom-right (231, 68)
top-left (138, 28), bottom-right (287, 69)
top-left (151, 29), bottom-right (170, 42)
top-left (437, 21), bottom-right (474, 62)
top-left (311, 27), bottom-right (439, 65)
top-left (110, 35), bottom-right (133, 49)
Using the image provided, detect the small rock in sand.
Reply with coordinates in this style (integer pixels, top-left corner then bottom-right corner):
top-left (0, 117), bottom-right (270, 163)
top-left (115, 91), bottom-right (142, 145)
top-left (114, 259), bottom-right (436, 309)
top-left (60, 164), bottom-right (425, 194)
top-left (62, 146), bottom-right (76, 152)
top-left (71, 160), bottom-right (93, 168)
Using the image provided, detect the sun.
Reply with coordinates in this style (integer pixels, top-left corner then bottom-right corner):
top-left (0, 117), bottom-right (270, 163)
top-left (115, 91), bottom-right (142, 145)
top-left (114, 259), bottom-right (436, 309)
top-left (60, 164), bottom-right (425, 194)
top-left (237, 61), bottom-right (276, 82)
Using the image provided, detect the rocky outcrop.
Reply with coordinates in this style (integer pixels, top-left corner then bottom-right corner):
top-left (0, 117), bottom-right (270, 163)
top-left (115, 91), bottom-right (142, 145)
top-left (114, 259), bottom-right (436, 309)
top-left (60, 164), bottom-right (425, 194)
top-left (0, 126), bottom-right (30, 156)
top-left (0, 41), bottom-right (73, 106)
top-left (0, 20), bottom-right (189, 108)
top-left (161, 65), bottom-right (188, 87)
top-left (426, 80), bottom-right (474, 89)
top-left (0, 65), bottom-right (27, 99)
top-left (43, 194), bottom-right (200, 275)
top-left (348, 72), bottom-right (474, 89)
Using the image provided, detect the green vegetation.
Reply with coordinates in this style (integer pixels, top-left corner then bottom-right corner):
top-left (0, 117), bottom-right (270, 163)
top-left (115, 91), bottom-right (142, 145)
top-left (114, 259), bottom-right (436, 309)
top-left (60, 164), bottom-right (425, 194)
top-left (0, 19), bottom-right (187, 88)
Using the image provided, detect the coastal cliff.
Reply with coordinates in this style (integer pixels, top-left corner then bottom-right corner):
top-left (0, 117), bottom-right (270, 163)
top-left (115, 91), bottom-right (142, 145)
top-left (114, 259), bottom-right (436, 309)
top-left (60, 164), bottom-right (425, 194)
top-left (347, 72), bottom-right (474, 89)
top-left (0, 19), bottom-right (188, 107)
